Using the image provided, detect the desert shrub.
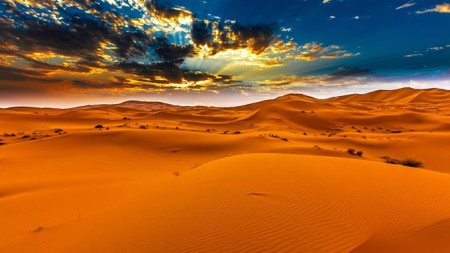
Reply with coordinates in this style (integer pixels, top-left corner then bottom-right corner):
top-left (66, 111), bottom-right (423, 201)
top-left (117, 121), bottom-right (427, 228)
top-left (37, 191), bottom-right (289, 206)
top-left (139, 125), bottom-right (148, 129)
top-left (348, 148), bottom-right (364, 156)
top-left (381, 156), bottom-right (423, 168)
top-left (233, 131), bottom-right (241, 134)
top-left (401, 158), bottom-right (423, 168)
top-left (94, 125), bottom-right (104, 129)
top-left (380, 156), bottom-right (397, 163)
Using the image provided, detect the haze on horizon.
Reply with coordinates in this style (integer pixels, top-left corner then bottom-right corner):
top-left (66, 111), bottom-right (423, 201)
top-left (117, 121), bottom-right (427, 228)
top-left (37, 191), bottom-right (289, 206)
top-left (0, 0), bottom-right (449, 107)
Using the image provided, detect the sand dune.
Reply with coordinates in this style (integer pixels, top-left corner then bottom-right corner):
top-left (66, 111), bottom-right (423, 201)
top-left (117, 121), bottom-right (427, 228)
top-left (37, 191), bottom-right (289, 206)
top-left (351, 218), bottom-right (450, 253)
top-left (329, 87), bottom-right (450, 104)
top-left (1, 154), bottom-right (450, 252)
top-left (1, 88), bottom-right (450, 252)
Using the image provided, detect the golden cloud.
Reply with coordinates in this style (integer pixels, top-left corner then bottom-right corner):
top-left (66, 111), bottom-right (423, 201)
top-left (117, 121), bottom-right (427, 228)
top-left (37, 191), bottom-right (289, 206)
top-left (417, 3), bottom-right (450, 14)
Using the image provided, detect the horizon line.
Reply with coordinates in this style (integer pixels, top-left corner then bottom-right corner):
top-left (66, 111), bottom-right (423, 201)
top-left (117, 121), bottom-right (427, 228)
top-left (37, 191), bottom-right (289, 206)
top-left (1, 86), bottom-right (448, 110)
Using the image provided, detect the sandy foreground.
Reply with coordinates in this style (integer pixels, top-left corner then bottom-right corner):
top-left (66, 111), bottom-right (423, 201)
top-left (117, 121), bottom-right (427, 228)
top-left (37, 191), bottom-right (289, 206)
top-left (1, 87), bottom-right (450, 252)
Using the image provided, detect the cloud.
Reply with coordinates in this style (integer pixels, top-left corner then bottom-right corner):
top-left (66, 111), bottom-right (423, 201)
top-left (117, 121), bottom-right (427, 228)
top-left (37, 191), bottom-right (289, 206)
top-left (416, 3), bottom-right (450, 14)
top-left (404, 53), bottom-right (423, 58)
top-left (257, 68), bottom-right (372, 88)
top-left (404, 44), bottom-right (449, 58)
top-left (0, 0), bottom-right (358, 98)
top-left (191, 20), bottom-right (277, 55)
top-left (328, 67), bottom-right (371, 77)
top-left (396, 1), bottom-right (416, 10)
top-left (287, 42), bottom-right (358, 61)
top-left (0, 65), bottom-right (49, 81)
top-left (427, 46), bottom-right (444, 51)
top-left (0, 0), bottom-right (253, 89)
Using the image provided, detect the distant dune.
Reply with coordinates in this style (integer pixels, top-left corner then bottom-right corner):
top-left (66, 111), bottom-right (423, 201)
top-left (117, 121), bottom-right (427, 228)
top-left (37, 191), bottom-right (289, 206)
top-left (1, 88), bottom-right (450, 252)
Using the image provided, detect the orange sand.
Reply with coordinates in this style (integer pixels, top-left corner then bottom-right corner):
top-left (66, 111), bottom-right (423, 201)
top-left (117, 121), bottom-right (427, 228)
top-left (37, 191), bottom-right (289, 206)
top-left (1, 88), bottom-right (449, 252)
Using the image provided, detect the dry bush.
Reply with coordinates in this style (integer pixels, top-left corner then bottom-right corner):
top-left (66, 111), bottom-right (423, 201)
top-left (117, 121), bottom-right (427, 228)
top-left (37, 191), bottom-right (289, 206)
top-left (381, 156), bottom-right (423, 168)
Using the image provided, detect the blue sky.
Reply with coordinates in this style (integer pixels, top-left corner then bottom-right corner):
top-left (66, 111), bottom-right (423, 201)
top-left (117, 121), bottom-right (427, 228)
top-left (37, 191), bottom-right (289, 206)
top-left (0, 0), bottom-right (449, 107)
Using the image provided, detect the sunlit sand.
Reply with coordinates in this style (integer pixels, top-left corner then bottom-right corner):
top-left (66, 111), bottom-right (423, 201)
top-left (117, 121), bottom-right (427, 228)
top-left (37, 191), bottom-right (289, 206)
top-left (1, 88), bottom-right (450, 252)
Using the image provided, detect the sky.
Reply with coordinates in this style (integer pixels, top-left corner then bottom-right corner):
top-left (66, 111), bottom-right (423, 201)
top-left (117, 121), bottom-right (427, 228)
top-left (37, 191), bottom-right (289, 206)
top-left (0, 0), bottom-right (449, 107)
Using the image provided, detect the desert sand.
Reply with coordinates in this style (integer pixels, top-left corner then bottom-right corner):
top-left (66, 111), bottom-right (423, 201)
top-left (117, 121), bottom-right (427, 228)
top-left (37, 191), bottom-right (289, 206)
top-left (1, 87), bottom-right (450, 252)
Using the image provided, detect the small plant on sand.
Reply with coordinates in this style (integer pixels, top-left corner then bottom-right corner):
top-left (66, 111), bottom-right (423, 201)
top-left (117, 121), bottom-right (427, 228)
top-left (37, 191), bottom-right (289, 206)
top-left (401, 158), bottom-right (423, 168)
top-left (347, 148), bottom-right (356, 155)
top-left (139, 125), bottom-right (148, 129)
top-left (381, 156), bottom-right (423, 168)
top-left (94, 124), bottom-right (104, 129)
top-left (348, 148), bottom-right (364, 157)
top-left (54, 128), bottom-right (64, 134)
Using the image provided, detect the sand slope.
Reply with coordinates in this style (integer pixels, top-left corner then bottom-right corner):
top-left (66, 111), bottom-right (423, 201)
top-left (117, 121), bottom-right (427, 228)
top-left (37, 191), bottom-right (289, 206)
top-left (1, 154), bottom-right (450, 252)
top-left (351, 218), bottom-right (450, 253)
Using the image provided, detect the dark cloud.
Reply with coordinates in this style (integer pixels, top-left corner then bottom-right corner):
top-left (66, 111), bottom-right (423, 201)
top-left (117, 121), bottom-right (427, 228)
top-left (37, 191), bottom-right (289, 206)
top-left (71, 80), bottom-right (126, 89)
top-left (0, 65), bottom-right (46, 79)
top-left (0, 68), bottom-right (62, 100)
top-left (117, 61), bottom-right (234, 84)
top-left (151, 37), bottom-right (194, 64)
top-left (0, 0), bottom-right (241, 85)
top-left (146, 0), bottom-right (192, 20)
top-left (0, 65), bottom-right (61, 83)
top-left (328, 67), bottom-right (371, 77)
top-left (192, 20), bottom-right (277, 54)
